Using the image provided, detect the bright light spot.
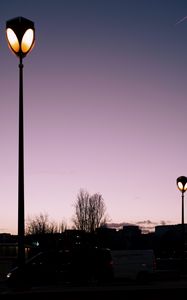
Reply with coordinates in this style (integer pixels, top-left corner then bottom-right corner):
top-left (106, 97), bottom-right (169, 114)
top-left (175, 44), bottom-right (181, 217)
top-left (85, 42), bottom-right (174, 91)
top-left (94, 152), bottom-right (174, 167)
top-left (178, 182), bottom-right (184, 191)
top-left (6, 272), bottom-right (12, 278)
top-left (6, 28), bottom-right (20, 53)
top-left (21, 29), bottom-right (34, 53)
top-left (177, 182), bottom-right (187, 192)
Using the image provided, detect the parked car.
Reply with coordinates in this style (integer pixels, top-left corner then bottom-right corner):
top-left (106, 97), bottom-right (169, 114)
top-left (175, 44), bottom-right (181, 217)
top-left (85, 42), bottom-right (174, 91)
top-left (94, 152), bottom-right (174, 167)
top-left (5, 246), bottom-right (113, 289)
top-left (111, 249), bottom-right (156, 282)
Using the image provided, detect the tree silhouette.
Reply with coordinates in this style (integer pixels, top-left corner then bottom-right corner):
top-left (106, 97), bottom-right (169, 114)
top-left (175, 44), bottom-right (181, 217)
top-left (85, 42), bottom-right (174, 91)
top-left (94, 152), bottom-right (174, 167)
top-left (72, 189), bottom-right (107, 232)
top-left (26, 213), bottom-right (66, 235)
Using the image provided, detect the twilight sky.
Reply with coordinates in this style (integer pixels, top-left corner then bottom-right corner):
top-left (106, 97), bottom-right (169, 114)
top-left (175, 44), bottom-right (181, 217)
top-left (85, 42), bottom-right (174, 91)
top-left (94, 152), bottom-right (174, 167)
top-left (1, 0), bottom-right (187, 234)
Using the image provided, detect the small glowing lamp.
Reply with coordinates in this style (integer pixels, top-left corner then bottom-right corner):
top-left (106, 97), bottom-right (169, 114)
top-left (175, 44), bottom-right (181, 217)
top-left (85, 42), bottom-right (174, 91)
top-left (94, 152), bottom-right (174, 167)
top-left (177, 176), bottom-right (187, 193)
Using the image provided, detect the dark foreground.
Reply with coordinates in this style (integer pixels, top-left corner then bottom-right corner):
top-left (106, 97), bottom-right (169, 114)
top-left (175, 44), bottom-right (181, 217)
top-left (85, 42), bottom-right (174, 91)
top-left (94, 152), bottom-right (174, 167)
top-left (0, 286), bottom-right (187, 300)
top-left (1, 274), bottom-right (187, 300)
top-left (1, 288), bottom-right (187, 300)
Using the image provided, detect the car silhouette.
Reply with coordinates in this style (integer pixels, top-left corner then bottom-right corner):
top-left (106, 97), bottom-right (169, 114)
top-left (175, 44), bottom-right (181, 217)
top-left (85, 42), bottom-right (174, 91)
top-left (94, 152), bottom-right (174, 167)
top-left (5, 246), bottom-right (113, 289)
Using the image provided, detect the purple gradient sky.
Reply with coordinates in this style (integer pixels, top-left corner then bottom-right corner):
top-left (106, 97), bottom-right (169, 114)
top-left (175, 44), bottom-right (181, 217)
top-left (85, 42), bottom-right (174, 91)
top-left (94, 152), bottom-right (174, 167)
top-left (1, 0), bottom-right (187, 234)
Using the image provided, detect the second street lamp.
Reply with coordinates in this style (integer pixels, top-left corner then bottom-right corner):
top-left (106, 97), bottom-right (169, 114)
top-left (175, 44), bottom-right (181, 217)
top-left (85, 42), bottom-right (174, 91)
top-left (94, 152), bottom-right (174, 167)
top-left (6, 16), bottom-right (35, 267)
top-left (176, 175), bottom-right (187, 270)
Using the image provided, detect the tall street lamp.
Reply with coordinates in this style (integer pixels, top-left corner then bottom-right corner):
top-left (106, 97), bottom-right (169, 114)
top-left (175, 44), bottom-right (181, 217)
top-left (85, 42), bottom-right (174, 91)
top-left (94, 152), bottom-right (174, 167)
top-left (6, 17), bottom-right (35, 267)
top-left (176, 175), bottom-right (187, 269)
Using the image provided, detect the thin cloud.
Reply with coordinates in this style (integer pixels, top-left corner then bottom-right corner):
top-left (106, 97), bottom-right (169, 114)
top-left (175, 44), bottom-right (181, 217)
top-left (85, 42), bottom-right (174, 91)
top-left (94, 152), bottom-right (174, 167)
top-left (136, 220), bottom-right (157, 225)
top-left (175, 15), bottom-right (187, 25)
top-left (106, 220), bottom-right (174, 233)
top-left (106, 222), bottom-right (132, 229)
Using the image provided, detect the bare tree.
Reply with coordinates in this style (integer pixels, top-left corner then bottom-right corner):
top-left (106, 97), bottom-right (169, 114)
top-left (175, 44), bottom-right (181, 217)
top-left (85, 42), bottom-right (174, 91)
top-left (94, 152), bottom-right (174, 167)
top-left (72, 189), bottom-right (107, 232)
top-left (58, 220), bottom-right (67, 233)
top-left (26, 213), bottom-right (58, 235)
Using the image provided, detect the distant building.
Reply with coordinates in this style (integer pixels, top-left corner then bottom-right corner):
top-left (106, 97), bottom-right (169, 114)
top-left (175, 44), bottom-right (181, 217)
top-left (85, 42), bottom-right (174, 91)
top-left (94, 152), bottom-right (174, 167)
top-left (0, 233), bottom-right (17, 243)
top-left (122, 225), bottom-right (142, 237)
top-left (155, 224), bottom-right (187, 237)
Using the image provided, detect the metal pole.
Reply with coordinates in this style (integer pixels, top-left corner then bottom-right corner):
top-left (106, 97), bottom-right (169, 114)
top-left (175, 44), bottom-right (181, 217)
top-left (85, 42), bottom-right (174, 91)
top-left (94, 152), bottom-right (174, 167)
top-left (182, 191), bottom-right (184, 227)
top-left (18, 55), bottom-right (25, 267)
top-left (182, 191), bottom-right (185, 272)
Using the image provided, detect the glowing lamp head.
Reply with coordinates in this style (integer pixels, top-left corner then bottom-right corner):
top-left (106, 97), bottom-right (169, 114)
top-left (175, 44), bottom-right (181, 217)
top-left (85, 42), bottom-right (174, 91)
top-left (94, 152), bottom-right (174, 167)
top-left (177, 176), bottom-right (187, 193)
top-left (6, 17), bottom-right (35, 58)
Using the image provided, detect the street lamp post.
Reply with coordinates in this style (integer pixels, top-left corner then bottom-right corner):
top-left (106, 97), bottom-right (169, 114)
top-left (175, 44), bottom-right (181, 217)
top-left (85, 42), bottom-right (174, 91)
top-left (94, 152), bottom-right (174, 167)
top-left (6, 17), bottom-right (35, 267)
top-left (176, 175), bottom-right (187, 271)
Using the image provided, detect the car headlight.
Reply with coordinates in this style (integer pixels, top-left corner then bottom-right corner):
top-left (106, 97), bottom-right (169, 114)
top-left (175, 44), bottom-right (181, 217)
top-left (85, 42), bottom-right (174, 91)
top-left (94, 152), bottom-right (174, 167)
top-left (6, 272), bottom-right (12, 278)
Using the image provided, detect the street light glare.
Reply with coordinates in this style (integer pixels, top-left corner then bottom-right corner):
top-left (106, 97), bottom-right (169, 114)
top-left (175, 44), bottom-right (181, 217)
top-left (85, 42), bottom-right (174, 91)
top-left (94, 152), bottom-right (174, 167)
top-left (177, 176), bottom-right (187, 192)
top-left (177, 182), bottom-right (186, 192)
top-left (6, 28), bottom-right (20, 53)
top-left (21, 29), bottom-right (34, 53)
top-left (6, 17), bottom-right (35, 58)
